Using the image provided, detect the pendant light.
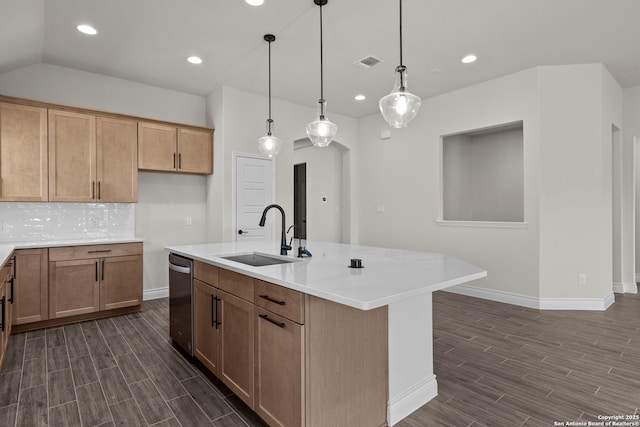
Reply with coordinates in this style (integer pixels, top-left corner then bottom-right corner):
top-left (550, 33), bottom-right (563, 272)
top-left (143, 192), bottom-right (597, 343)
top-left (306, 0), bottom-right (337, 148)
top-left (379, 0), bottom-right (421, 128)
top-left (257, 34), bottom-right (283, 158)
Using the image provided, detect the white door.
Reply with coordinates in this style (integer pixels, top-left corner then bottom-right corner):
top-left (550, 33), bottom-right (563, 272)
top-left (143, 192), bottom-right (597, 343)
top-left (235, 155), bottom-right (274, 242)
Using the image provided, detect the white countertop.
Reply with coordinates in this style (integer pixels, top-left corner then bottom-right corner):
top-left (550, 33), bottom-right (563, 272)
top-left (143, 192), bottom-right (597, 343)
top-left (166, 240), bottom-right (487, 310)
top-left (0, 237), bottom-right (144, 266)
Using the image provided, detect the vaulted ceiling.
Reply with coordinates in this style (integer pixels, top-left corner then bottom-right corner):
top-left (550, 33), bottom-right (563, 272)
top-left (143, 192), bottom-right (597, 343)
top-left (2, 0), bottom-right (639, 118)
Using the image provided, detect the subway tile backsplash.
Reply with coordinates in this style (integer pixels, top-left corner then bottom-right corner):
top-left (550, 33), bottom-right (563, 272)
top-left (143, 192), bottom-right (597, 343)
top-left (0, 203), bottom-right (135, 242)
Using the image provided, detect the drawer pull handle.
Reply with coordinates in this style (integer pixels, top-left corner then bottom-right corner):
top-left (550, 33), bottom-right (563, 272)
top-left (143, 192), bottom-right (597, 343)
top-left (88, 250), bottom-right (112, 254)
top-left (259, 314), bottom-right (285, 329)
top-left (0, 296), bottom-right (5, 331)
top-left (259, 295), bottom-right (285, 306)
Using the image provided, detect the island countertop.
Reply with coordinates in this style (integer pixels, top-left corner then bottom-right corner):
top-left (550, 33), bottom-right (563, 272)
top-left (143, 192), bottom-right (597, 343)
top-left (166, 240), bottom-right (486, 310)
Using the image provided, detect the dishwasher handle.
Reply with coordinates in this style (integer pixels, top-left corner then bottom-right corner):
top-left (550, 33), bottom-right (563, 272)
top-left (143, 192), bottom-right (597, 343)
top-left (169, 263), bottom-right (191, 274)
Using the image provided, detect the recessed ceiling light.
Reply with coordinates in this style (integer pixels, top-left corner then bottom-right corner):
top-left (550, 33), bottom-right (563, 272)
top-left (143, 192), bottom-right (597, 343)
top-left (187, 56), bottom-right (203, 65)
top-left (245, 0), bottom-right (264, 5)
top-left (355, 94), bottom-right (366, 101)
top-left (77, 24), bottom-right (97, 35)
top-left (461, 54), bottom-right (477, 64)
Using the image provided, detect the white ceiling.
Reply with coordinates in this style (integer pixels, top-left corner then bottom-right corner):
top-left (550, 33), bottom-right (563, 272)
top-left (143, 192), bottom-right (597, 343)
top-left (1, 0), bottom-right (640, 118)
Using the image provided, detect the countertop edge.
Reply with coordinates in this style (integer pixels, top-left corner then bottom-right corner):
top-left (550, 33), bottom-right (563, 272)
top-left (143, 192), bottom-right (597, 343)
top-left (0, 237), bottom-right (145, 266)
top-left (166, 244), bottom-right (488, 311)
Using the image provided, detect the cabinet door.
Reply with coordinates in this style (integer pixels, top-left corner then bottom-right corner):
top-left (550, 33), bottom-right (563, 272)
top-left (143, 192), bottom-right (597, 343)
top-left (96, 117), bottom-right (138, 202)
top-left (194, 279), bottom-right (220, 374)
top-left (99, 255), bottom-right (142, 311)
top-left (255, 308), bottom-right (304, 427)
top-left (0, 278), bottom-right (6, 367)
top-left (49, 110), bottom-right (96, 201)
top-left (177, 128), bottom-right (213, 174)
top-left (0, 103), bottom-right (48, 201)
top-left (14, 249), bottom-right (48, 325)
top-left (219, 288), bottom-right (254, 408)
top-left (138, 122), bottom-right (176, 171)
top-left (49, 259), bottom-right (100, 318)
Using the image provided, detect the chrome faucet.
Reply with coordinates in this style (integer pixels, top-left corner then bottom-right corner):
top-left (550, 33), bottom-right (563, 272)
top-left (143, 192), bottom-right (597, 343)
top-left (259, 204), bottom-right (292, 256)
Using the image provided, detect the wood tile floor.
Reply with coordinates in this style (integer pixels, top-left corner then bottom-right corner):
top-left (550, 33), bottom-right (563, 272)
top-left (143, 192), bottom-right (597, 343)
top-left (2, 289), bottom-right (640, 426)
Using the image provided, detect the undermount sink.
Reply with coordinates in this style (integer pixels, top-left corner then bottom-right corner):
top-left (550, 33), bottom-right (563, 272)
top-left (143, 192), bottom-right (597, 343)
top-left (220, 252), bottom-right (298, 267)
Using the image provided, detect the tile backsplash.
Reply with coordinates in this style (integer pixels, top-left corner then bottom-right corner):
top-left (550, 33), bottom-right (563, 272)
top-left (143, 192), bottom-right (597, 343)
top-left (0, 203), bottom-right (135, 242)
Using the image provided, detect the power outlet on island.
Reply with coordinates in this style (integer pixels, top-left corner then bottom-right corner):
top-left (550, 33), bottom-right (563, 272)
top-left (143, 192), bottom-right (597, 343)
top-left (578, 274), bottom-right (587, 286)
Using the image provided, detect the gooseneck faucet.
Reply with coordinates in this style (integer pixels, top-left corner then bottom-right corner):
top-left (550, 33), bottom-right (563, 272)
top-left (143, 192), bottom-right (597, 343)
top-left (259, 204), bottom-right (292, 256)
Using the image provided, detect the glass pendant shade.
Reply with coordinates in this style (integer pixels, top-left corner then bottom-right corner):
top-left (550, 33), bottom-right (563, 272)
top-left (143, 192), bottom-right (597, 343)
top-left (258, 119), bottom-right (282, 158)
top-left (379, 66), bottom-right (421, 128)
top-left (306, 99), bottom-right (337, 147)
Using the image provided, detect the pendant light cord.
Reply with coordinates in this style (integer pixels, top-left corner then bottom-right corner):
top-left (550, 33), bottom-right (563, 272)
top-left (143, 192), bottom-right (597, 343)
top-left (319, 1), bottom-right (325, 117)
top-left (268, 38), bottom-right (272, 131)
top-left (399, 0), bottom-right (403, 67)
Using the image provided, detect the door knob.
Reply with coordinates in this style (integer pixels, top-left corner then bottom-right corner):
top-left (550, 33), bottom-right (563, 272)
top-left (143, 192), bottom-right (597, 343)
top-left (238, 230), bottom-right (246, 235)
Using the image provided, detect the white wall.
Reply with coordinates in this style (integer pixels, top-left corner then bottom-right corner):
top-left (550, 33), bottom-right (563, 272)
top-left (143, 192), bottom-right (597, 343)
top-left (624, 86), bottom-right (640, 280)
top-left (358, 68), bottom-right (541, 299)
top-left (538, 64), bottom-right (621, 302)
top-left (0, 63), bottom-right (209, 293)
top-left (205, 86), bottom-right (360, 246)
top-left (294, 142), bottom-right (345, 242)
top-left (357, 64), bottom-right (623, 306)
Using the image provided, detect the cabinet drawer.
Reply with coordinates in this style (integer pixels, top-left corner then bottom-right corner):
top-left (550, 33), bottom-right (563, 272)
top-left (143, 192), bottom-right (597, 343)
top-left (49, 243), bottom-right (142, 261)
top-left (219, 269), bottom-right (254, 302)
top-left (254, 280), bottom-right (304, 324)
top-left (194, 261), bottom-right (219, 286)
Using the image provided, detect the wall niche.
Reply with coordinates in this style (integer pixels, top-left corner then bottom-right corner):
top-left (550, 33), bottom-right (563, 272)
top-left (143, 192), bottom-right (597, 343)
top-left (442, 121), bottom-right (524, 223)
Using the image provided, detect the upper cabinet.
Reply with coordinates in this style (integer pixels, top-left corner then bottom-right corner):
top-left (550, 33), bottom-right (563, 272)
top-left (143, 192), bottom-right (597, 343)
top-left (49, 111), bottom-right (138, 202)
top-left (139, 122), bottom-right (213, 175)
top-left (96, 117), bottom-right (138, 202)
top-left (0, 102), bottom-right (48, 201)
top-left (48, 110), bottom-right (97, 202)
top-left (0, 95), bottom-right (214, 202)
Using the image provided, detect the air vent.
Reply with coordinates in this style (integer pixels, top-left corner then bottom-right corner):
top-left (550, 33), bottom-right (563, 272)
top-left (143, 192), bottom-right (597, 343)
top-left (353, 55), bottom-right (383, 69)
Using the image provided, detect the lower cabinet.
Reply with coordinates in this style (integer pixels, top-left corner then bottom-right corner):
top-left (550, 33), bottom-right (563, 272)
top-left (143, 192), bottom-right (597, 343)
top-left (14, 249), bottom-right (48, 324)
top-left (218, 288), bottom-right (254, 407)
top-left (49, 243), bottom-right (143, 319)
top-left (193, 260), bottom-right (388, 427)
top-left (0, 257), bottom-right (14, 366)
top-left (254, 308), bottom-right (303, 427)
top-left (194, 279), bottom-right (220, 373)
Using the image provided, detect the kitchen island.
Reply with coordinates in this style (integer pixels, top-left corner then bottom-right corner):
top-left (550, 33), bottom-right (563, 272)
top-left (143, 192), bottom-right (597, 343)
top-left (166, 240), bottom-right (486, 426)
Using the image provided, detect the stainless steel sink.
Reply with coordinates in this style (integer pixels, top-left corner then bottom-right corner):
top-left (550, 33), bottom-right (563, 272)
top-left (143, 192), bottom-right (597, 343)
top-left (220, 252), bottom-right (298, 267)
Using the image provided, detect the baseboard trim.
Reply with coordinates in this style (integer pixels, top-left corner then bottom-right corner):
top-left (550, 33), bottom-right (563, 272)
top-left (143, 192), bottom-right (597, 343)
top-left (143, 287), bottom-right (169, 301)
top-left (612, 282), bottom-right (636, 294)
top-left (387, 375), bottom-right (438, 426)
top-left (446, 284), bottom-right (540, 309)
top-left (446, 284), bottom-right (615, 311)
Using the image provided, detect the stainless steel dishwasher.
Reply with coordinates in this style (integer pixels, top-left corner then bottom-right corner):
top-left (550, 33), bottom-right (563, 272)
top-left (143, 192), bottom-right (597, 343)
top-left (168, 253), bottom-right (194, 356)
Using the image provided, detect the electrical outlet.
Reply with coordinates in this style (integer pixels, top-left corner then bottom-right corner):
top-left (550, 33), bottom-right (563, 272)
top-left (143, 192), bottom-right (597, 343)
top-left (376, 205), bottom-right (385, 214)
top-left (186, 216), bottom-right (193, 226)
top-left (90, 217), bottom-right (99, 228)
top-left (578, 274), bottom-right (587, 285)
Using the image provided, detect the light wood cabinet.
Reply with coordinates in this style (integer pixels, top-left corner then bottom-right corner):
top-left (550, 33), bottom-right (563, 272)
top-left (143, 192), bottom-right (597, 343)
top-left (194, 263), bottom-right (254, 408)
top-left (218, 288), bottom-right (254, 407)
top-left (48, 109), bottom-right (96, 202)
top-left (49, 243), bottom-right (143, 319)
top-left (194, 279), bottom-right (220, 374)
top-left (49, 110), bottom-right (138, 202)
top-left (49, 258), bottom-right (100, 318)
top-left (96, 117), bottom-right (138, 202)
top-left (0, 103), bottom-right (48, 201)
top-left (193, 260), bottom-right (388, 427)
top-left (0, 266), bottom-right (9, 367)
top-left (14, 249), bottom-right (48, 325)
top-left (138, 122), bottom-right (213, 174)
top-left (254, 307), bottom-right (303, 427)
top-left (100, 255), bottom-right (143, 310)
